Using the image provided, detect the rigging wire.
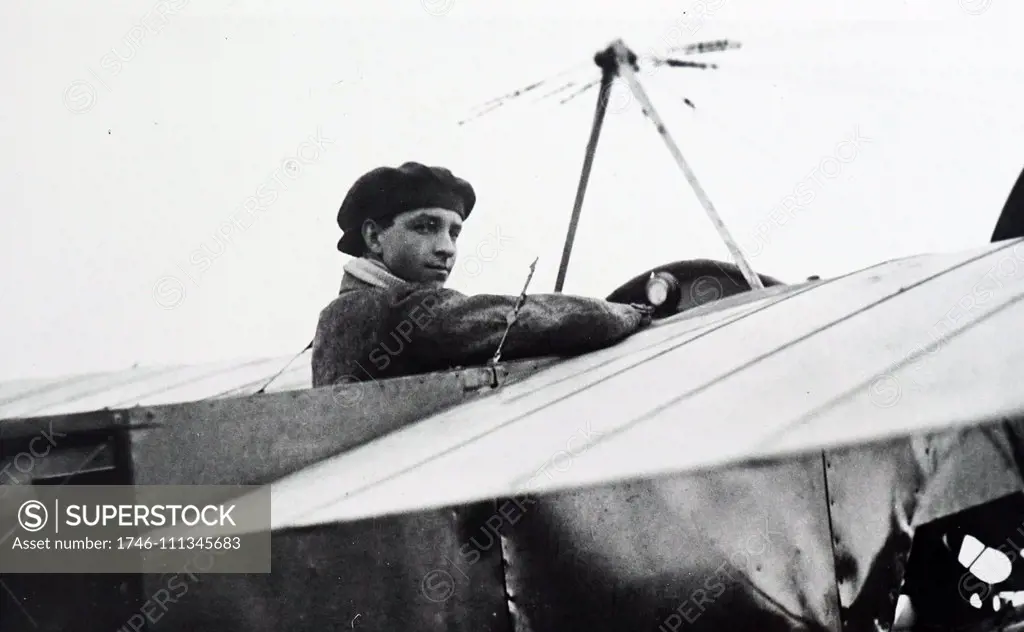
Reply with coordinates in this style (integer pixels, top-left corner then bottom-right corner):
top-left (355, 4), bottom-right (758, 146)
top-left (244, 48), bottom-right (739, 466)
top-left (732, 571), bottom-right (825, 630)
top-left (534, 79), bottom-right (583, 103)
top-left (665, 38), bottom-right (743, 56)
top-left (254, 339), bottom-right (313, 395)
top-left (202, 339), bottom-right (314, 403)
top-left (558, 78), bottom-right (601, 105)
top-left (457, 38), bottom-right (737, 126)
top-left (474, 59), bottom-right (593, 109)
top-left (457, 59), bottom-right (594, 125)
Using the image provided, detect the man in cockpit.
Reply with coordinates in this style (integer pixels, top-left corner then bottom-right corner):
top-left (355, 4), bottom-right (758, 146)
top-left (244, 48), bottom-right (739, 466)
top-left (312, 161), bottom-right (650, 387)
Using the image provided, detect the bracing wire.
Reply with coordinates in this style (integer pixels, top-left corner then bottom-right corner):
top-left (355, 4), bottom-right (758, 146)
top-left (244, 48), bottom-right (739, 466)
top-left (534, 79), bottom-right (582, 102)
top-left (558, 78), bottom-right (601, 105)
top-left (457, 38), bottom-right (739, 126)
top-left (254, 339), bottom-right (313, 395)
top-left (457, 59), bottom-right (594, 125)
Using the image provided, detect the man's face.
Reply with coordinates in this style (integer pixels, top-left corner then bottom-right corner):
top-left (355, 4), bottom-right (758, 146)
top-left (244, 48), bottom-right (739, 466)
top-left (364, 207), bottom-right (463, 286)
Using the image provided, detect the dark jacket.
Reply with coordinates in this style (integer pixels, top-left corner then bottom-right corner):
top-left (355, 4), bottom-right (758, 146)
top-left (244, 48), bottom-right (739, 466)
top-left (312, 275), bottom-right (645, 387)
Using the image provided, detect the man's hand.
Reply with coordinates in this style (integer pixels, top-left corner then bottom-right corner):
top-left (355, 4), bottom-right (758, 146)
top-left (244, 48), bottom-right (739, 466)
top-left (606, 302), bottom-right (651, 331)
top-left (628, 303), bottom-right (655, 329)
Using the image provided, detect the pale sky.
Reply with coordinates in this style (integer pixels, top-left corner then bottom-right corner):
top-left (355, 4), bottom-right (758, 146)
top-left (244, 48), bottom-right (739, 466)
top-left (2, 0), bottom-right (1023, 380)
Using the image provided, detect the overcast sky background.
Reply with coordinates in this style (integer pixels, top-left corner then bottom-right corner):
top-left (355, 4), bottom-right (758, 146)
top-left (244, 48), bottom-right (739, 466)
top-left (2, 0), bottom-right (1023, 381)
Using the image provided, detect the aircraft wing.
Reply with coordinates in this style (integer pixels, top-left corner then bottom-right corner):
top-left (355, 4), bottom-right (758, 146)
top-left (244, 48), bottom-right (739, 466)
top-left (202, 239), bottom-right (1024, 533)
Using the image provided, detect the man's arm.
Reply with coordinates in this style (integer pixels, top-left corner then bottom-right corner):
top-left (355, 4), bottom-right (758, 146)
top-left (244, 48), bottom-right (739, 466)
top-left (389, 287), bottom-right (647, 368)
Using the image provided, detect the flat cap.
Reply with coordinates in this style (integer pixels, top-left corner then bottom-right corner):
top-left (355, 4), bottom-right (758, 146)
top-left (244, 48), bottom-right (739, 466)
top-left (336, 161), bottom-right (476, 255)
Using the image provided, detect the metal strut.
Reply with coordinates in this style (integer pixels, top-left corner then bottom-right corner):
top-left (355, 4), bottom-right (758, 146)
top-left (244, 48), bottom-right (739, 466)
top-left (553, 50), bottom-right (618, 293)
top-left (609, 40), bottom-right (762, 290)
top-left (554, 39), bottom-right (763, 293)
